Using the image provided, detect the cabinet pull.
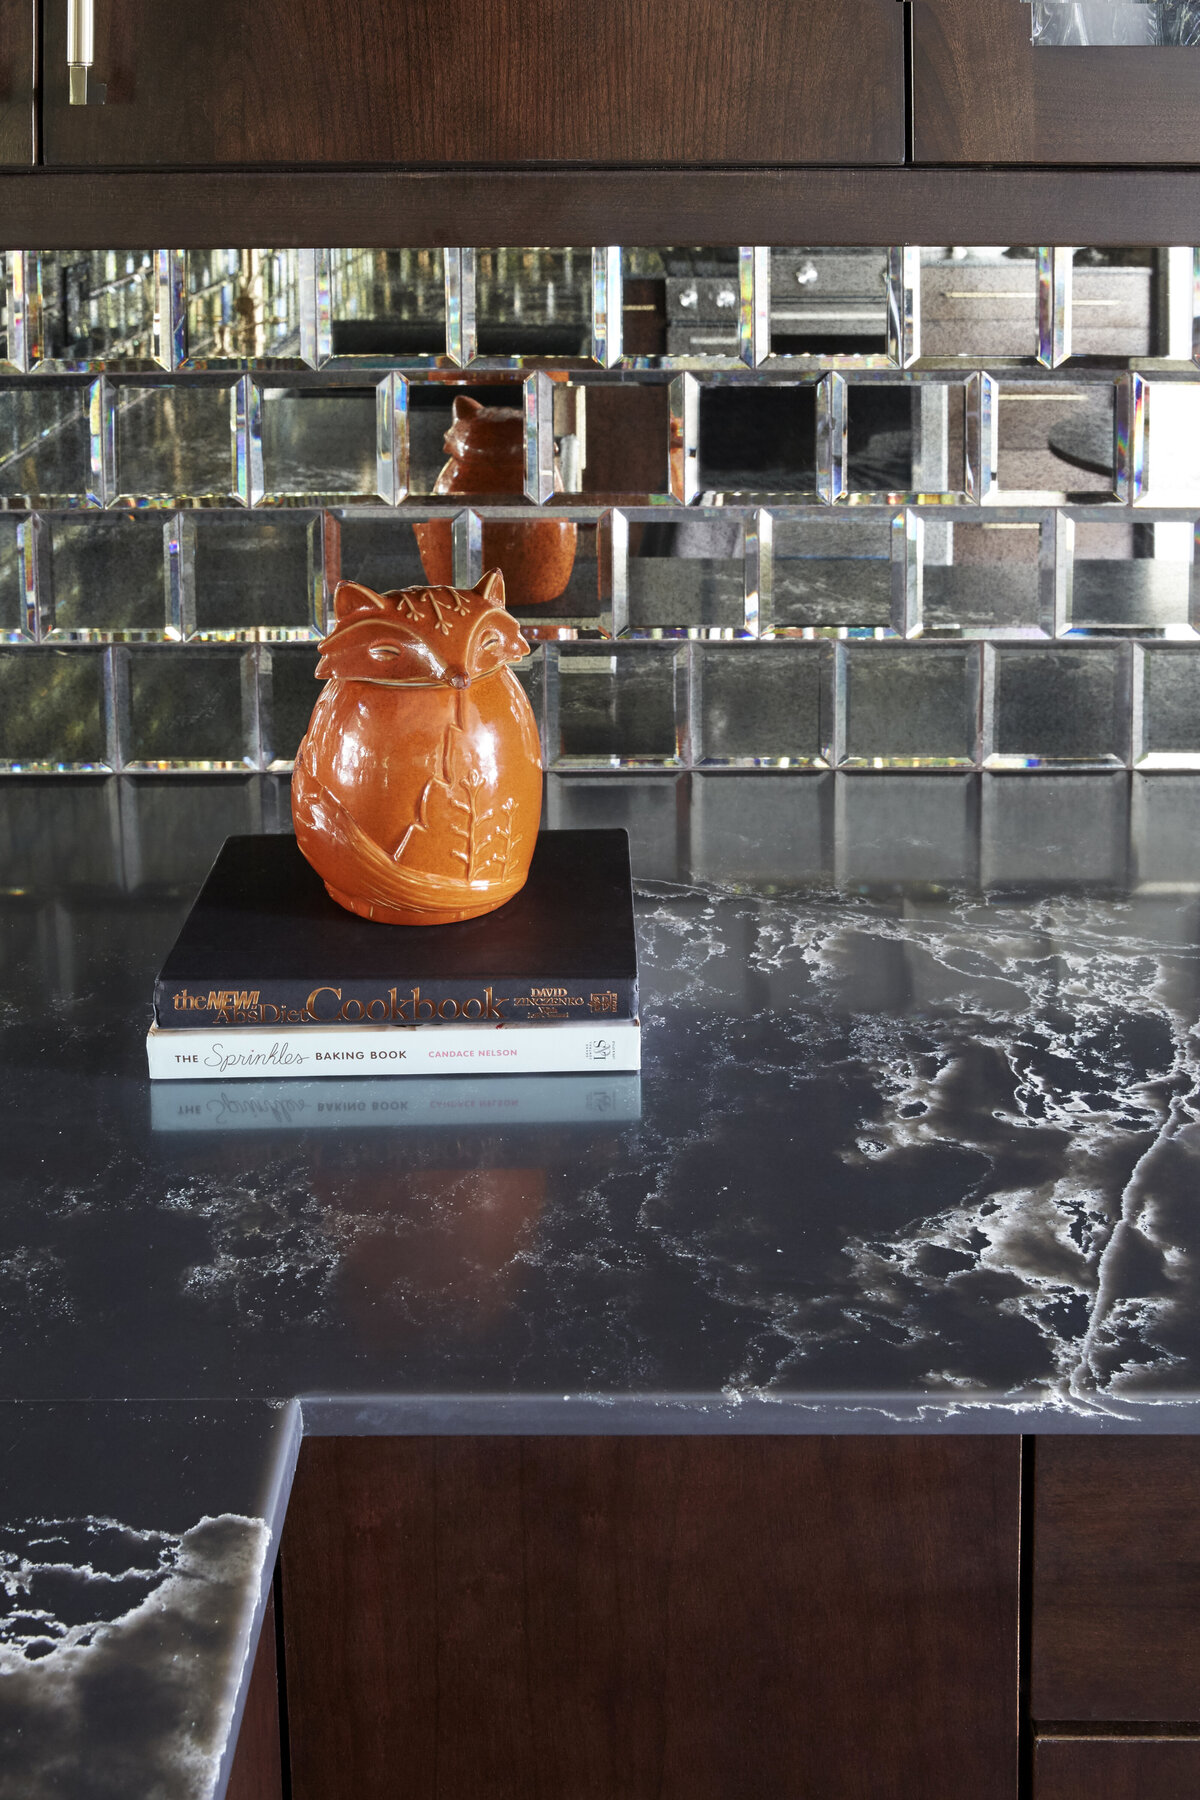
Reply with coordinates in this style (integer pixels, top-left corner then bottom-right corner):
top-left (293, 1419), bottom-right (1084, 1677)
top-left (67, 0), bottom-right (106, 105)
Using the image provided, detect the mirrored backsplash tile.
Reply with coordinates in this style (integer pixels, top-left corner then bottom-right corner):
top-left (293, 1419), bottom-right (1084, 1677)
top-left (0, 646), bottom-right (109, 770)
top-left (2, 242), bottom-right (1200, 774)
top-left (124, 645), bottom-right (255, 771)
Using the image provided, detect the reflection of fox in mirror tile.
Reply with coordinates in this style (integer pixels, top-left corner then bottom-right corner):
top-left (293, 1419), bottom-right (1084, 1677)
top-left (292, 570), bottom-right (543, 925)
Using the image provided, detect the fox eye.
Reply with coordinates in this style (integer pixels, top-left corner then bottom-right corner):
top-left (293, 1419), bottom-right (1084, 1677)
top-left (480, 630), bottom-right (503, 652)
top-left (368, 642), bottom-right (403, 659)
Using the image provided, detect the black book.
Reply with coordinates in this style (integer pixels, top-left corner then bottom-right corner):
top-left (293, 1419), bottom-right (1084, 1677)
top-left (154, 830), bottom-right (638, 1029)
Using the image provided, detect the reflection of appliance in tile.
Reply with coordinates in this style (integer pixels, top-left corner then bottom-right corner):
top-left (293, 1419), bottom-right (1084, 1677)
top-left (921, 257), bottom-right (1152, 357)
top-left (665, 252), bottom-right (889, 355)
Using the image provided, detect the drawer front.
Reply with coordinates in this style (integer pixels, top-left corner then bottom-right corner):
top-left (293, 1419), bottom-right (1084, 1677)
top-left (914, 0), bottom-right (1200, 163)
top-left (1037, 1738), bottom-right (1200, 1800)
top-left (1033, 1439), bottom-right (1200, 1723)
top-left (42, 0), bottom-right (905, 168)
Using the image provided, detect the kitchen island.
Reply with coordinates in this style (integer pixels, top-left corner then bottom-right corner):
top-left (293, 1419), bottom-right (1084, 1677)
top-left (3, 769), bottom-right (1199, 1799)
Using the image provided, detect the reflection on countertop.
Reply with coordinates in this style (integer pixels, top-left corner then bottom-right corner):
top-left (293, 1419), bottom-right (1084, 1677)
top-left (4, 769), bottom-right (1200, 1795)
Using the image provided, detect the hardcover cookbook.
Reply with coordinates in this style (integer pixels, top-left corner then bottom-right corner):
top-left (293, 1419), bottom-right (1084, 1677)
top-left (148, 827), bottom-right (641, 1081)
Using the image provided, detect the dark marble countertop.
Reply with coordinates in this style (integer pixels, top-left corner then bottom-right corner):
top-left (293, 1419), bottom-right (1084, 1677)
top-left (4, 768), bottom-right (1200, 1795)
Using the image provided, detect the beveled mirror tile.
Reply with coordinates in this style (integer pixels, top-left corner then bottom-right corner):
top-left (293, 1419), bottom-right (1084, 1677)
top-left (0, 384), bottom-right (95, 506)
top-left (35, 251), bottom-right (158, 370)
top-left (1138, 381), bottom-right (1200, 507)
top-left (1132, 774), bottom-right (1200, 884)
top-left (571, 383), bottom-right (671, 501)
top-left (184, 249), bottom-right (303, 367)
top-left (919, 251), bottom-right (1039, 361)
top-left (695, 641), bottom-right (829, 766)
top-left (474, 248), bottom-right (592, 359)
top-left (845, 381), bottom-right (966, 502)
top-left (118, 777), bottom-right (269, 889)
top-left (406, 376), bottom-right (524, 496)
top-left (1069, 251), bottom-right (1154, 359)
top-left (334, 514), bottom-right (428, 593)
top-left (989, 643), bottom-right (1129, 767)
top-left (125, 646), bottom-right (254, 770)
top-left (552, 642), bottom-right (682, 767)
top-left (981, 773), bottom-right (1128, 887)
top-left (544, 772), bottom-right (685, 880)
top-left (260, 643), bottom-right (320, 770)
top-left (111, 381), bottom-right (240, 507)
top-left (627, 515), bottom-right (745, 636)
top-left (843, 644), bottom-right (980, 768)
top-left (1137, 644), bottom-right (1200, 767)
top-left (324, 248), bottom-right (446, 363)
top-left (1069, 519), bottom-right (1194, 633)
top-left (45, 512), bottom-right (169, 640)
top-left (773, 515), bottom-right (892, 631)
top-left (0, 779), bottom-right (123, 892)
top-left (187, 512), bottom-right (320, 640)
top-left (835, 774), bottom-right (977, 885)
top-left (0, 514), bottom-right (34, 640)
top-left (256, 381), bottom-right (397, 506)
top-left (924, 520), bottom-right (1046, 637)
top-left (0, 646), bottom-right (108, 769)
top-left (696, 381), bottom-right (817, 499)
top-left (691, 773), bottom-right (832, 883)
top-left (768, 249), bottom-right (890, 362)
top-left (996, 381), bottom-right (1116, 504)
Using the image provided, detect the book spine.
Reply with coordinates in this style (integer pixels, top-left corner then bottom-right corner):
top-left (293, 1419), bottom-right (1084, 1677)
top-left (147, 1019), bottom-right (641, 1082)
top-left (154, 974), bottom-right (638, 1030)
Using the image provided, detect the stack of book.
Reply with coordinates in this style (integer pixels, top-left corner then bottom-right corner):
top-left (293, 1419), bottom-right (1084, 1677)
top-left (147, 830), bottom-right (641, 1082)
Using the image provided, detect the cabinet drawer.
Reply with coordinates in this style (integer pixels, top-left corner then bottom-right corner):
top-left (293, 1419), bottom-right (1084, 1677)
top-left (1036, 1738), bottom-right (1200, 1800)
top-left (0, 0), bottom-right (33, 166)
top-left (42, 0), bottom-right (905, 169)
top-left (1033, 1439), bottom-right (1200, 1722)
top-left (913, 0), bottom-right (1200, 164)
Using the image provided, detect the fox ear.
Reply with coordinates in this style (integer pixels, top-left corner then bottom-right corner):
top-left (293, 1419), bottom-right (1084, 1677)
top-left (473, 567), bottom-right (505, 605)
top-left (333, 580), bottom-right (387, 623)
top-left (452, 395), bottom-right (485, 423)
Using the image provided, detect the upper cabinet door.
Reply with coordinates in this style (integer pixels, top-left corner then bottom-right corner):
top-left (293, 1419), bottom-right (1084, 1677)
top-left (42, 0), bottom-right (905, 168)
top-left (0, 0), bottom-right (35, 165)
top-left (914, 0), bottom-right (1200, 163)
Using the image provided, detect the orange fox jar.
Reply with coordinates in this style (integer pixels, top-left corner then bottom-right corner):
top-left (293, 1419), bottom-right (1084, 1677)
top-left (292, 570), bottom-right (542, 926)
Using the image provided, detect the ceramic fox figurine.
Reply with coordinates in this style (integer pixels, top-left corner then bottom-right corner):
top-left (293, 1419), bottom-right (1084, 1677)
top-left (292, 570), bottom-right (542, 926)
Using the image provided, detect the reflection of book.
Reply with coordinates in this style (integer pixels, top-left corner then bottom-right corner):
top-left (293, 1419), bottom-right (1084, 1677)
top-left (154, 831), bottom-right (638, 1028)
top-left (151, 1072), bottom-right (643, 1131)
top-left (147, 1018), bottom-right (641, 1081)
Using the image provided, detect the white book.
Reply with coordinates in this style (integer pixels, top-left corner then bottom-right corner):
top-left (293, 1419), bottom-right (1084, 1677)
top-left (146, 1017), bottom-right (641, 1082)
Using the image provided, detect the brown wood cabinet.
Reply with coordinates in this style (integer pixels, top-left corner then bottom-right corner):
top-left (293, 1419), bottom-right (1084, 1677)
top-left (278, 1436), bottom-right (1020, 1800)
top-left (39, 0), bottom-right (905, 169)
top-left (913, 0), bottom-right (1200, 165)
top-left (0, 0), bottom-right (34, 166)
top-left (228, 1434), bottom-right (1200, 1799)
top-left (1032, 1439), bottom-right (1200, 1724)
top-left (1036, 1737), bottom-right (1200, 1800)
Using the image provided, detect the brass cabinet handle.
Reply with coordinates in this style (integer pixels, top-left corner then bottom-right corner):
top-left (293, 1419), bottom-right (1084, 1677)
top-left (67, 0), bottom-right (106, 104)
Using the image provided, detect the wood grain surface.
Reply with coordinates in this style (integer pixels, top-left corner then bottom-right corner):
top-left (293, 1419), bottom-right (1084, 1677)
top-left (913, 0), bottom-right (1200, 164)
top-left (1036, 1737), bottom-right (1200, 1800)
top-left (5, 167), bottom-right (1200, 252)
top-left (225, 1588), bottom-right (284, 1800)
top-left (1033, 1439), bottom-right (1200, 1722)
top-left (0, 0), bottom-right (33, 167)
top-left (41, 0), bottom-right (903, 168)
top-left (280, 1435), bottom-right (1020, 1800)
